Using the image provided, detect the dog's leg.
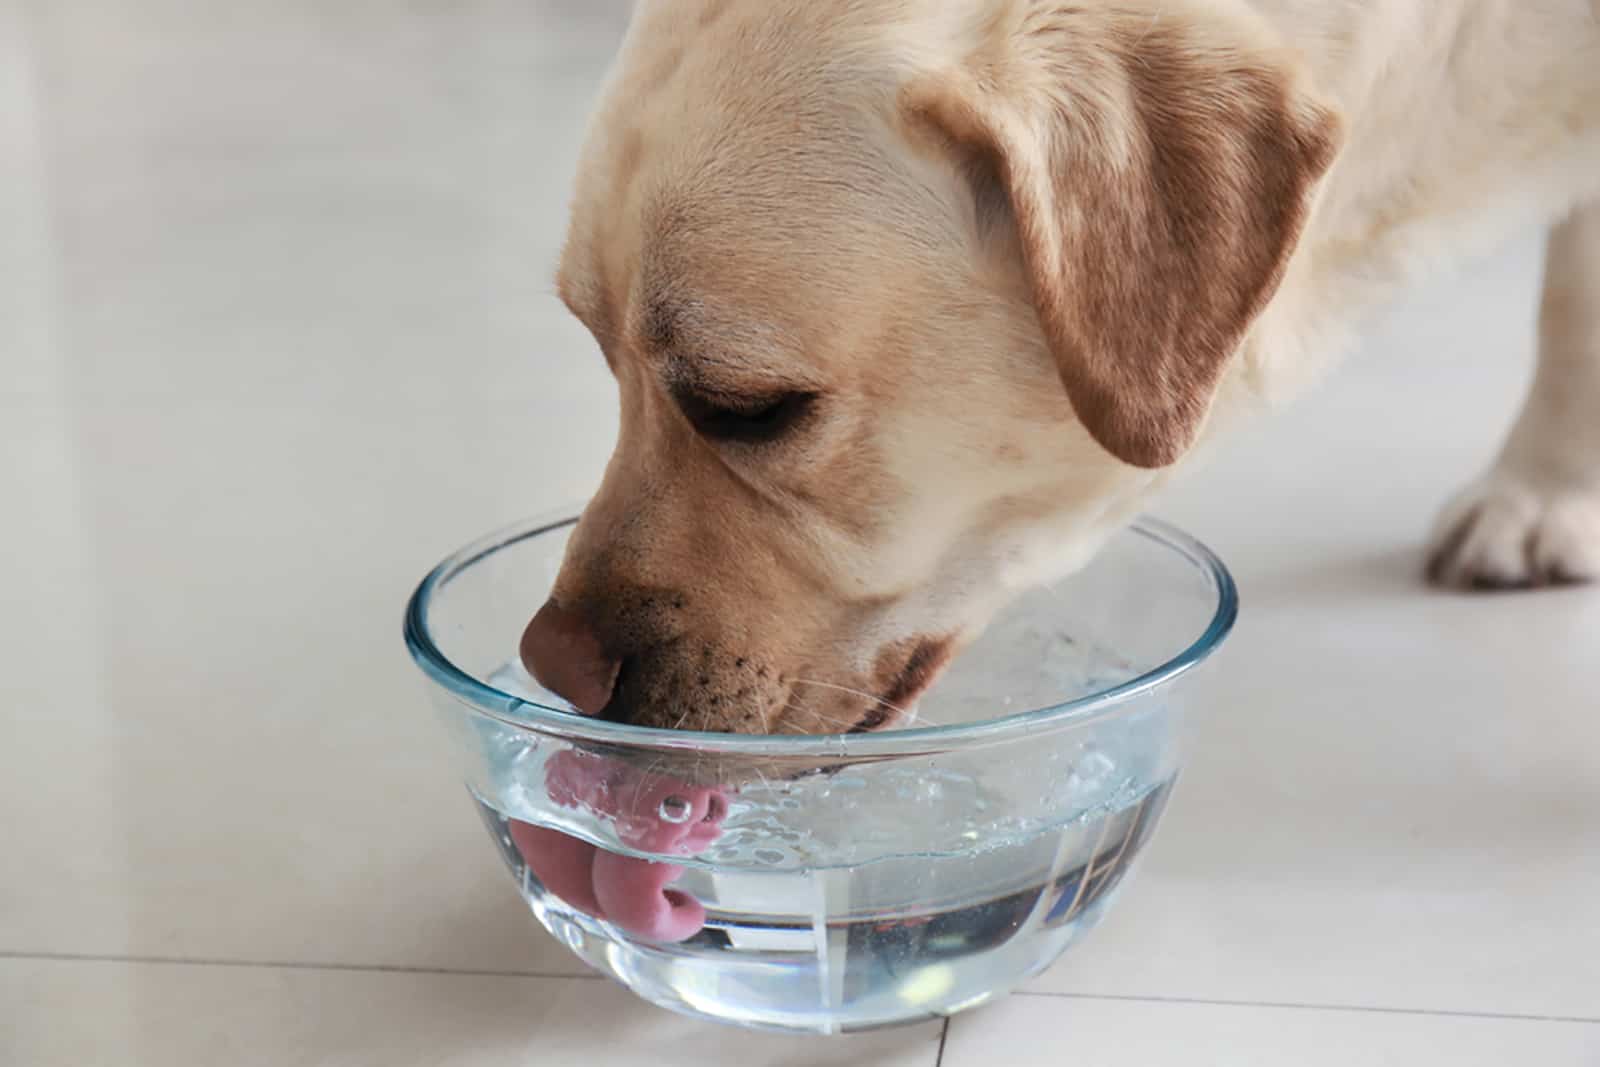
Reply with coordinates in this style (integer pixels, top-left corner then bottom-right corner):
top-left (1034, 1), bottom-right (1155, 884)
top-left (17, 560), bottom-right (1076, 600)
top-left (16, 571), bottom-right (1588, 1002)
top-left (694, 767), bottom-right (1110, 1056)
top-left (1428, 200), bottom-right (1600, 588)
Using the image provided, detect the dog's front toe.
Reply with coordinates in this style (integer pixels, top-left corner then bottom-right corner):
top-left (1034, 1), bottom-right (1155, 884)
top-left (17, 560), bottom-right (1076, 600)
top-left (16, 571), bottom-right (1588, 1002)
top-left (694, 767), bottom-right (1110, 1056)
top-left (1427, 475), bottom-right (1600, 590)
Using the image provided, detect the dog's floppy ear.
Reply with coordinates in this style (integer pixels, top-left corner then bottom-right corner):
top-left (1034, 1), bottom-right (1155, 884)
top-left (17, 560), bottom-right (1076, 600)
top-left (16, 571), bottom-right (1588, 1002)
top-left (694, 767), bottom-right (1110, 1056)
top-left (904, 2), bottom-right (1341, 467)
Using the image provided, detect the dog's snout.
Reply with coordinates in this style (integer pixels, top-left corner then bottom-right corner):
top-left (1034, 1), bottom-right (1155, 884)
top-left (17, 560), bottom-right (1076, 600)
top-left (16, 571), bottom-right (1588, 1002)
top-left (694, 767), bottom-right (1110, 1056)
top-left (520, 600), bottom-right (621, 717)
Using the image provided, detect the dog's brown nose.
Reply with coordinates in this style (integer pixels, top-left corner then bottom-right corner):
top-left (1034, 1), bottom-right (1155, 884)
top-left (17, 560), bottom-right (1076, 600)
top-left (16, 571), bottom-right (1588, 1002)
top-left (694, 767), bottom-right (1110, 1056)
top-left (519, 600), bottom-right (620, 717)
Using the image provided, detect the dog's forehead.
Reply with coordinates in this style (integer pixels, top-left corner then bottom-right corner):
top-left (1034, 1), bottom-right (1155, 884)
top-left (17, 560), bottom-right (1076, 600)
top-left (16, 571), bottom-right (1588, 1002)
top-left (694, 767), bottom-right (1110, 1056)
top-left (562, 138), bottom-right (924, 366)
top-left (556, 2), bottom-right (977, 366)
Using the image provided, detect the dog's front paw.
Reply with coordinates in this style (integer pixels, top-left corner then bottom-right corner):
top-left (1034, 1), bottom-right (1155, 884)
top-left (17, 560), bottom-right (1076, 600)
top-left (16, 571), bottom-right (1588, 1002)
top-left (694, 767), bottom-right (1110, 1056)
top-left (1427, 473), bottom-right (1600, 589)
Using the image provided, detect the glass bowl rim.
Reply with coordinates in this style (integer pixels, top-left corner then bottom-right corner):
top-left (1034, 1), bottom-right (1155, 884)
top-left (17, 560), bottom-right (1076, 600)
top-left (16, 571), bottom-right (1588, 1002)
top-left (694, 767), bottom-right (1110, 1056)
top-left (404, 508), bottom-right (1238, 758)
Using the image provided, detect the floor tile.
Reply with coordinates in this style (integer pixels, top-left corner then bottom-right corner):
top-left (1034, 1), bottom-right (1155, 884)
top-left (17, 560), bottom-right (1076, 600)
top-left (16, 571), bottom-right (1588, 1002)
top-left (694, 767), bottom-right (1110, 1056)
top-left (0, 394), bottom-right (604, 975)
top-left (0, 957), bottom-right (943, 1067)
top-left (943, 994), bottom-right (1600, 1067)
top-left (1025, 244), bottom-right (1600, 1020)
top-left (0, 1), bottom-right (620, 975)
top-left (5, 0), bottom-right (1597, 1046)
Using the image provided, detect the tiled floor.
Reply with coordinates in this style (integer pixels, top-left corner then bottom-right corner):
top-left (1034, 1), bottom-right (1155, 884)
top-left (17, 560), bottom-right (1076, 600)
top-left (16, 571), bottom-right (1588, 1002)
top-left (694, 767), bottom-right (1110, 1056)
top-left (3, 3), bottom-right (1596, 1065)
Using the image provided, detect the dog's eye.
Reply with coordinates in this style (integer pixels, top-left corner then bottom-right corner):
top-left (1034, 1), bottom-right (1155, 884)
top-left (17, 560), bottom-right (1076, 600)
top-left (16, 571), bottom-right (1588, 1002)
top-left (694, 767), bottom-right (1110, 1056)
top-left (680, 391), bottom-right (817, 444)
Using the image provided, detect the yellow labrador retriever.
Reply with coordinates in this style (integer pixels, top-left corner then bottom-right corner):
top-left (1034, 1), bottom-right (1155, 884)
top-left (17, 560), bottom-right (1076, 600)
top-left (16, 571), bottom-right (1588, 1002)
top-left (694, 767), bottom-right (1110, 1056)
top-left (522, 0), bottom-right (1600, 733)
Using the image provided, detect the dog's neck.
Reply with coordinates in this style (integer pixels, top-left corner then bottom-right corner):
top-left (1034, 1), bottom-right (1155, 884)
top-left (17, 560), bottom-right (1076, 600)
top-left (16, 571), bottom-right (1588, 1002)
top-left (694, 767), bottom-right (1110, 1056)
top-left (1223, 0), bottom-right (1600, 412)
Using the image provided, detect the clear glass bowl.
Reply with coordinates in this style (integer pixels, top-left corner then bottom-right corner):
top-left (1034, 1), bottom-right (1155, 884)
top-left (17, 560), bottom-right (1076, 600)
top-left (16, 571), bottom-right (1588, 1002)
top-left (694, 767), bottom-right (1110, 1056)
top-left (404, 511), bottom-right (1236, 1034)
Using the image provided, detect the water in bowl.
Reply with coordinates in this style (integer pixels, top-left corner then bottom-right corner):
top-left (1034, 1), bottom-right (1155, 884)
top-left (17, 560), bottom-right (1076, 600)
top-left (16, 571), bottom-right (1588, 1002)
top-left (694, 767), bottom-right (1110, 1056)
top-left (412, 518), bottom-right (1223, 1032)
top-left (473, 770), bottom-right (1173, 1033)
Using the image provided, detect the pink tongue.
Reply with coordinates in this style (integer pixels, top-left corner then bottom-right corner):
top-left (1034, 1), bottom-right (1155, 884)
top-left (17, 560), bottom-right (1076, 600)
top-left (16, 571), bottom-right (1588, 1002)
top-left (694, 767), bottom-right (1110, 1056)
top-left (509, 750), bottom-right (726, 943)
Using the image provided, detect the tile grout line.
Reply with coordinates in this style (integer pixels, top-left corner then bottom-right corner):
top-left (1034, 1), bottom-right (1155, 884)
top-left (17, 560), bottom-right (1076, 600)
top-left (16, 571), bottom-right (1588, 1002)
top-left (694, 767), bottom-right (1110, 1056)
top-left (6, 952), bottom-right (1595, 1029)
top-left (0, 949), bottom-right (608, 982)
top-left (1013, 989), bottom-right (1600, 1027)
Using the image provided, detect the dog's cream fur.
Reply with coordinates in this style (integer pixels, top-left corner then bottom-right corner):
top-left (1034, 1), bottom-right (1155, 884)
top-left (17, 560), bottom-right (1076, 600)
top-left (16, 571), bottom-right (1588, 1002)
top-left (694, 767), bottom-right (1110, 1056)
top-left (533, 0), bottom-right (1600, 733)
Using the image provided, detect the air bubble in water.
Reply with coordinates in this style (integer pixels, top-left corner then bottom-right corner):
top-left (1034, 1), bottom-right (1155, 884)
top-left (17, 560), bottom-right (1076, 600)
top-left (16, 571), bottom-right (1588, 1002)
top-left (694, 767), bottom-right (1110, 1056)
top-left (658, 796), bottom-right (693, 824)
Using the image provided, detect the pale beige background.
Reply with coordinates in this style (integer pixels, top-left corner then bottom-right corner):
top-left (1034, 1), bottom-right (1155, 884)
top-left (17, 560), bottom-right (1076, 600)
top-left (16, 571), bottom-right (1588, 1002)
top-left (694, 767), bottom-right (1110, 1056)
top-left (3, 2), bottom-right (1596, 1064)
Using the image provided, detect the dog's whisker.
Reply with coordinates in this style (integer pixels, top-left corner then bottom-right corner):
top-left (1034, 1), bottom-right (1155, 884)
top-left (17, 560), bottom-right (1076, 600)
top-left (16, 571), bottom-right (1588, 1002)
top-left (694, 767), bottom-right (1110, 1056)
top-left (768, 696), bottom-right (815, 726)
top-left (790, 678), bottom-right (906, 714)
top-left (793, 699), bottom-right (875, 735)
top-left (748, 764), bottom-right (776, 796)
top-left (790, 676), bottom-right (936, 730)
top-left (669, 703), bottom-right (697, 732)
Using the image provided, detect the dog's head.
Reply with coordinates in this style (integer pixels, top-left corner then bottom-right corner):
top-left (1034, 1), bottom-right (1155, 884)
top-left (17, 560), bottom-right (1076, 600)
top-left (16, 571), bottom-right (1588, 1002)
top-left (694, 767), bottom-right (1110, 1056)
top-left (523, 0), bottom-right (1340, 733)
